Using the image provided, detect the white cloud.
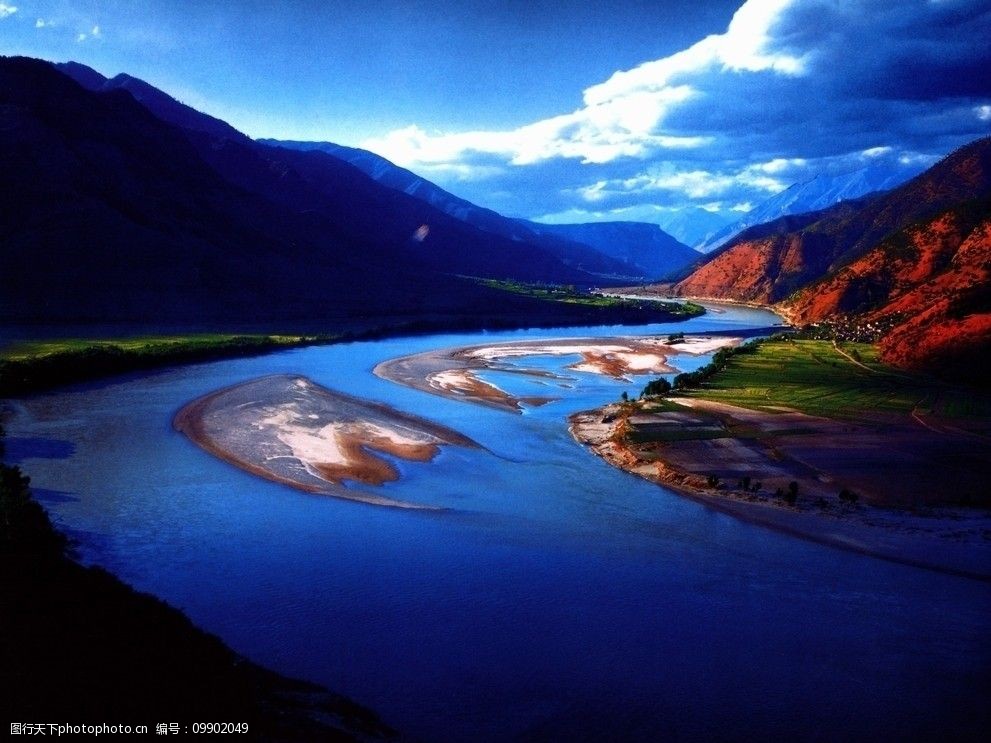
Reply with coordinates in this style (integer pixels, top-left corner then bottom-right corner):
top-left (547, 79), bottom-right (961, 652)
top-left (362, 0), bottom-right (800, 171)
top-left (757, 157), bottom-right (807, 174)
top-left (352, 0), bottom-right (987, 227)
top-left (0, 3), bottom-right (18, 20)
top-left (861, 146), bottom-right (893, 158)
top-left (583, 0), bottom-right (802, 108)
top-left (363, 88), bottom-right (707, 169)
top-left (76, 24), bottom-right (101, 42)
top-left (414, 162), bottom-right (504, 181)
top-left (35, 18), bottom-right (47, 28)
top-left (532, 201), bottom-right (735, 229)
top-left (579, 163), bottom-right (788, 203)
top-left (898, 152), bottom-right (939, 167)
top-left (534, 205), bottom-right (675, 225)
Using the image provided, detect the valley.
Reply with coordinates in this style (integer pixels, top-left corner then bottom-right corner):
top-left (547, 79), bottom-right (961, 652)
top-left (2, 14), bottom-right (990, 740)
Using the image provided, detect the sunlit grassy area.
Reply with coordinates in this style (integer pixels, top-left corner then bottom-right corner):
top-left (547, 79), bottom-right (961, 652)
top-left (0, 333), bottom-right (326, 361)
top-left (678, 338), bottom-right (988, 419)
top-left (476, 278), bottom-right (704, 316)
top-left (0, 333), bottom-right (334, 395)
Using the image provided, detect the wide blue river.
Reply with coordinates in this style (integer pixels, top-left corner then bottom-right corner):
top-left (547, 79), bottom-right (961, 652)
top-left (5, 306), bottom-right (990, 742)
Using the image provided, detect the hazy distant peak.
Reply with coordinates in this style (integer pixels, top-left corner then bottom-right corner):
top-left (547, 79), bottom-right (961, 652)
top-left (695, 161), bottom-right (926, 253)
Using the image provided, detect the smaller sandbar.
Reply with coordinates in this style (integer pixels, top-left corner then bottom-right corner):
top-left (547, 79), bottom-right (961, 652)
top-left (374, 335), bottom-right (739, 412)
top-left (174, 375), bottom-right (482, 509)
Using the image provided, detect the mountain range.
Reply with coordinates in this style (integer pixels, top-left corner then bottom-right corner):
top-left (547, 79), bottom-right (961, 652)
top-left (696, 163), bottom-right (928, 253)
top-left (663, 137), bottom-right (991, 378)
top-left (1, 56), bottom-right (698, 329)
top-left (651, 207), bottom-right (735, 249)
top-left (262, 138), bottom-right (697, 280)
top-left (57, 62), bottom-right (703, 283)
top-left (3, 55), bottom-right (988, 380)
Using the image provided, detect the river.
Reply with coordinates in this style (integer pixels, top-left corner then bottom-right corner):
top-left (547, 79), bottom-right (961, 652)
top-left (5, 306), bottom-right (989, 742)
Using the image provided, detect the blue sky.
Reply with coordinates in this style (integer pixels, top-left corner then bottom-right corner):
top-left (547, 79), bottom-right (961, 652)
top-left (2, 0), bottom-right (990, 229)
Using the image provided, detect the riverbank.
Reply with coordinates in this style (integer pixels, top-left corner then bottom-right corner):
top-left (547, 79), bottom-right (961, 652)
top-left (0, 293), bottom-right (713, 397)
top-left (602, 286), bottom-right (782, 315)
top-left (0, 333), bottom-right (339, 397)
top-left (0, 432), bottom-right (398, 740)
top-left (569, 338), bottom-right (991, 580)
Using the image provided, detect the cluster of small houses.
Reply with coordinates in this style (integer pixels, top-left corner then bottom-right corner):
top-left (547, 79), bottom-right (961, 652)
top-left (795, 315), bottom-right (902, 343)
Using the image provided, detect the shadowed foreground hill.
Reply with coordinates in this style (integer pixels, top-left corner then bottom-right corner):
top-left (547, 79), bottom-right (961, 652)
top-left (0, 56), bottom-right (663, 329)
top-left (54, 60), bottom-right (643, 286)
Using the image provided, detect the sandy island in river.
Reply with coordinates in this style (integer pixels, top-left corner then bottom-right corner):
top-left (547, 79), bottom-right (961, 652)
top-left (374, 335), bottom-right (739, 413)
top-left (174, 374), bottom-right (481, 509)
top-left (571, 399), bottom-right (991, 580)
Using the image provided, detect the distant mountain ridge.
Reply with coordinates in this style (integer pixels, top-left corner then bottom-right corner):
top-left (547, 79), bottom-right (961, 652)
top-left (52, 63), bottom-right (711, 283)
top-left (664, 137), bottom-right (991, 377)
top-left (263, 138), bottom-right (699, 280)
top-left (697, 163), bottom-right (927, 253)
top-left (520, 220), bottom-right (699, 280)
top-left (652, 207), bottom-right (734, 249)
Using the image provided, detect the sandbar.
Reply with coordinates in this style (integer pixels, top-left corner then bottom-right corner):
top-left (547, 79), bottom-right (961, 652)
top-left (174, 374), bottom-right (481, 509)
top-left (374, 335), bottom-right (739, 412)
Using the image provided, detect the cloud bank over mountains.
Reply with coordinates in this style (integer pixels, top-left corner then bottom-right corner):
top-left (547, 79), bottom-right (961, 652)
top-left (361, 0), bottom-right (991, 227)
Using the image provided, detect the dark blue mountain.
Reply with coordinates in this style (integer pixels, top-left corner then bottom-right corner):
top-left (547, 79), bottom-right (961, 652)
top-left (52, 61), bottom-right (621, 282)
top-left (3, 56), bottom-right (684, 329)
top-left (519, 220), bottom-right (699, 280)
top-left (263, 139), bottom-right (698, 279)
top-left (56, 62), bottom-right (250, 143)
top-left (55, 67), bottom-right (693, 283)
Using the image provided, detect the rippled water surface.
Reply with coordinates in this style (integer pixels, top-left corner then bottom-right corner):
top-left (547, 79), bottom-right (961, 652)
top-left (7, 307), bottom-right (990, 742)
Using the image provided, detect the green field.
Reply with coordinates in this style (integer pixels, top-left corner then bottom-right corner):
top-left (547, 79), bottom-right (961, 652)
top-left (678, 338), bottom-right (988, 419)
top-left (476, 278), bottom-right (704, 316)
top-left (0, 333), bottom-right (334, 396)
top-left (0, 333), bottom-right (330, 361)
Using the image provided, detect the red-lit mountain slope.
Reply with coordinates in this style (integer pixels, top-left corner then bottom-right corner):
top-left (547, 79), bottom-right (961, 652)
top-left (662, 137), bottom-right (991, 378)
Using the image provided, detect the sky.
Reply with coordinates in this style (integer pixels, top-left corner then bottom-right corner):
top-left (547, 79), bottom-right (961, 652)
top-left (2, 0), bottom-right (990, 231)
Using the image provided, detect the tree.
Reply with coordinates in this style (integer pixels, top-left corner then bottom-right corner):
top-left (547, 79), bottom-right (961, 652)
top-left (641, 378), bottom-right (671, 397)
top-left (1, 461), bottom-right (66, 557)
